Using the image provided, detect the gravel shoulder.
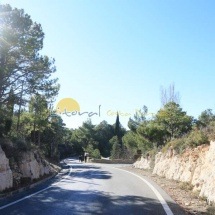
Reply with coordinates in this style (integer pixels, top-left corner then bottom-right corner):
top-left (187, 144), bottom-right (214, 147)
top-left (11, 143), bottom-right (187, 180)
top-left (120, 166), bottom-right (209, 215)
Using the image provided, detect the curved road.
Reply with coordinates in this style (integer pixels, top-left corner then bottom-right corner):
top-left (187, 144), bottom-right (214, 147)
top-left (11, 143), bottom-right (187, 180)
top-left (0, 158), bottom-right (186, 215)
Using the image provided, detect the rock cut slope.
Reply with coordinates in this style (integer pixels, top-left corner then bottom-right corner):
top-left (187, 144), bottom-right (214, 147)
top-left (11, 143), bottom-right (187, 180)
top-left (134, 141), bottom-right (215, 204)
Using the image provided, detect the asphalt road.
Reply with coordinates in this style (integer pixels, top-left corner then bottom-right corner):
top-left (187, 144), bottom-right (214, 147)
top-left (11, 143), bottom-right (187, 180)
top-left (0, 158), bottom-right (186, 215)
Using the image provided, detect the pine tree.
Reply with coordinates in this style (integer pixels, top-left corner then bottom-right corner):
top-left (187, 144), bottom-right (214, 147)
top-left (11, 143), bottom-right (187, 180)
top-left (0, 4), bottom-right (59, 134)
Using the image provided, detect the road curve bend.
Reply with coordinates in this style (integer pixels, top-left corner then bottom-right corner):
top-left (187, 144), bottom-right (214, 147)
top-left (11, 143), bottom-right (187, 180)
top-left (0, 158), bottom-right (186, 215)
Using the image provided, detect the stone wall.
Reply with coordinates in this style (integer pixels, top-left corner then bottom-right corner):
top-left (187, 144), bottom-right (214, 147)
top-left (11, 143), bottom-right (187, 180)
top-left (133, 141), bottom-right (215, 204)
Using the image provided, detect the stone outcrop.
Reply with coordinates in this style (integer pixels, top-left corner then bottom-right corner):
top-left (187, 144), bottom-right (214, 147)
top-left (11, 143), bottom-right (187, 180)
top-left (18, 151), bottom-right (51, 179)
top-left (133, 156), bottom-right (151, 169)
top-left (0, 144), bottom-right (56, 192)
top-left (0, 145), bottom-right (13, 191)
top-left (133, 141), bottom-right (215, 204)
top-left (11, 150), bottom-right (54, 188)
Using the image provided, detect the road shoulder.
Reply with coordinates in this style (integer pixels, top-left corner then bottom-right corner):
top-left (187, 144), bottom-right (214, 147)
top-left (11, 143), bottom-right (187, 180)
top-left (119, 166), bottom-right (208, 215)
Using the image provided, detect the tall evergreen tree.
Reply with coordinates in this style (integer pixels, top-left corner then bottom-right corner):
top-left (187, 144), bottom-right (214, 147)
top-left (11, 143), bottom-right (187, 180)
top-left (114, 112), bottom-right (124, 145)
top-left (0, 4), bottom-right (59, 134)
top-left (114, 112), bottom-right (120, 139)
top-left (0, 4), bottom-right (59, 109)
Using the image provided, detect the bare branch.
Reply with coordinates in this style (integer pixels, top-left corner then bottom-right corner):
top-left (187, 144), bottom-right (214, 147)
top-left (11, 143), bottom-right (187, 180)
top-left (160, 83), bottom-right (180, 106)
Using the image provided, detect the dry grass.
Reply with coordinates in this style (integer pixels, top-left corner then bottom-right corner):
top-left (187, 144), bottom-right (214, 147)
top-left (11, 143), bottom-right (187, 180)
top-left (206, 206), bottom-right (215, 215)
top-left (179, 181), bottom-right (193, 191)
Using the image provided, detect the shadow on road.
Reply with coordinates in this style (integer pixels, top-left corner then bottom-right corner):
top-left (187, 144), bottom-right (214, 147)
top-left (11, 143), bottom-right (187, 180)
top-left (73, 169), bottom-right (112, 180)
top-left (0, 186), bottom-right (187, 215)
top-left (66, 161), bottom-right (112, 180)
top-left (71, 164), bottom-right (101, 170)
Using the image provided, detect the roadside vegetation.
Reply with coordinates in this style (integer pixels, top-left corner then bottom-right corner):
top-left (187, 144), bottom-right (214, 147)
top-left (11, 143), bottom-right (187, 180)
top-left (1, 4), bottom-right (215, 164)
top-left (123, 88), bottom-right (215, 159)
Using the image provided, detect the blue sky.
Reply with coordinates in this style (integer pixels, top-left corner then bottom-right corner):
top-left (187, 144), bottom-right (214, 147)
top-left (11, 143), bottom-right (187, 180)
top-left (1, 0), bottom-right (215, 128)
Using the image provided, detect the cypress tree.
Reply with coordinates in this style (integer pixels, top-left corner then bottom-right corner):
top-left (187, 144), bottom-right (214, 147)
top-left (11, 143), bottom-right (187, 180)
top-left (114, 112), bottom-right (122, 146)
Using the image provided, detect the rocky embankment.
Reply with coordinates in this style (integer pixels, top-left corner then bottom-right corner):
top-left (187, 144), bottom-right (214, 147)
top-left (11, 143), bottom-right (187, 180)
top-left (133, 140), bottom-right (215, 204)
top-left (0, 143), bottom-right (57, 192)
top-left (0, 146), bottom-right (13, 191)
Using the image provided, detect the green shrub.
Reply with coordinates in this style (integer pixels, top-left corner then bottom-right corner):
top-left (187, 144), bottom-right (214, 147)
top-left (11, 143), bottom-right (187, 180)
top-left (162, 137), bottom-right (186, 154)
top-left (185, 129), bottom-right (209, 147)
top-left (0, 138), bottom-right (15, 158)
top-left (162, 129), bottom-right (209, 155)
top-left (111, 142), bottom-right (122, 159)
top-left (4, 119), bottom-right (12, 135)
top-left (14, 139), bottom-right (32, 152)
top-left (92, 149), bottom-right (101, 159)
top-left (206, 121), bottom-right (215, 141)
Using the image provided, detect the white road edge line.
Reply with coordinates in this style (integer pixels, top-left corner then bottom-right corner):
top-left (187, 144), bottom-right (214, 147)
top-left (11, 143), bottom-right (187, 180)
top-left (0, 166), bottom-right (73, 210)
top-left (114, 167), bottom-right (174, 215)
